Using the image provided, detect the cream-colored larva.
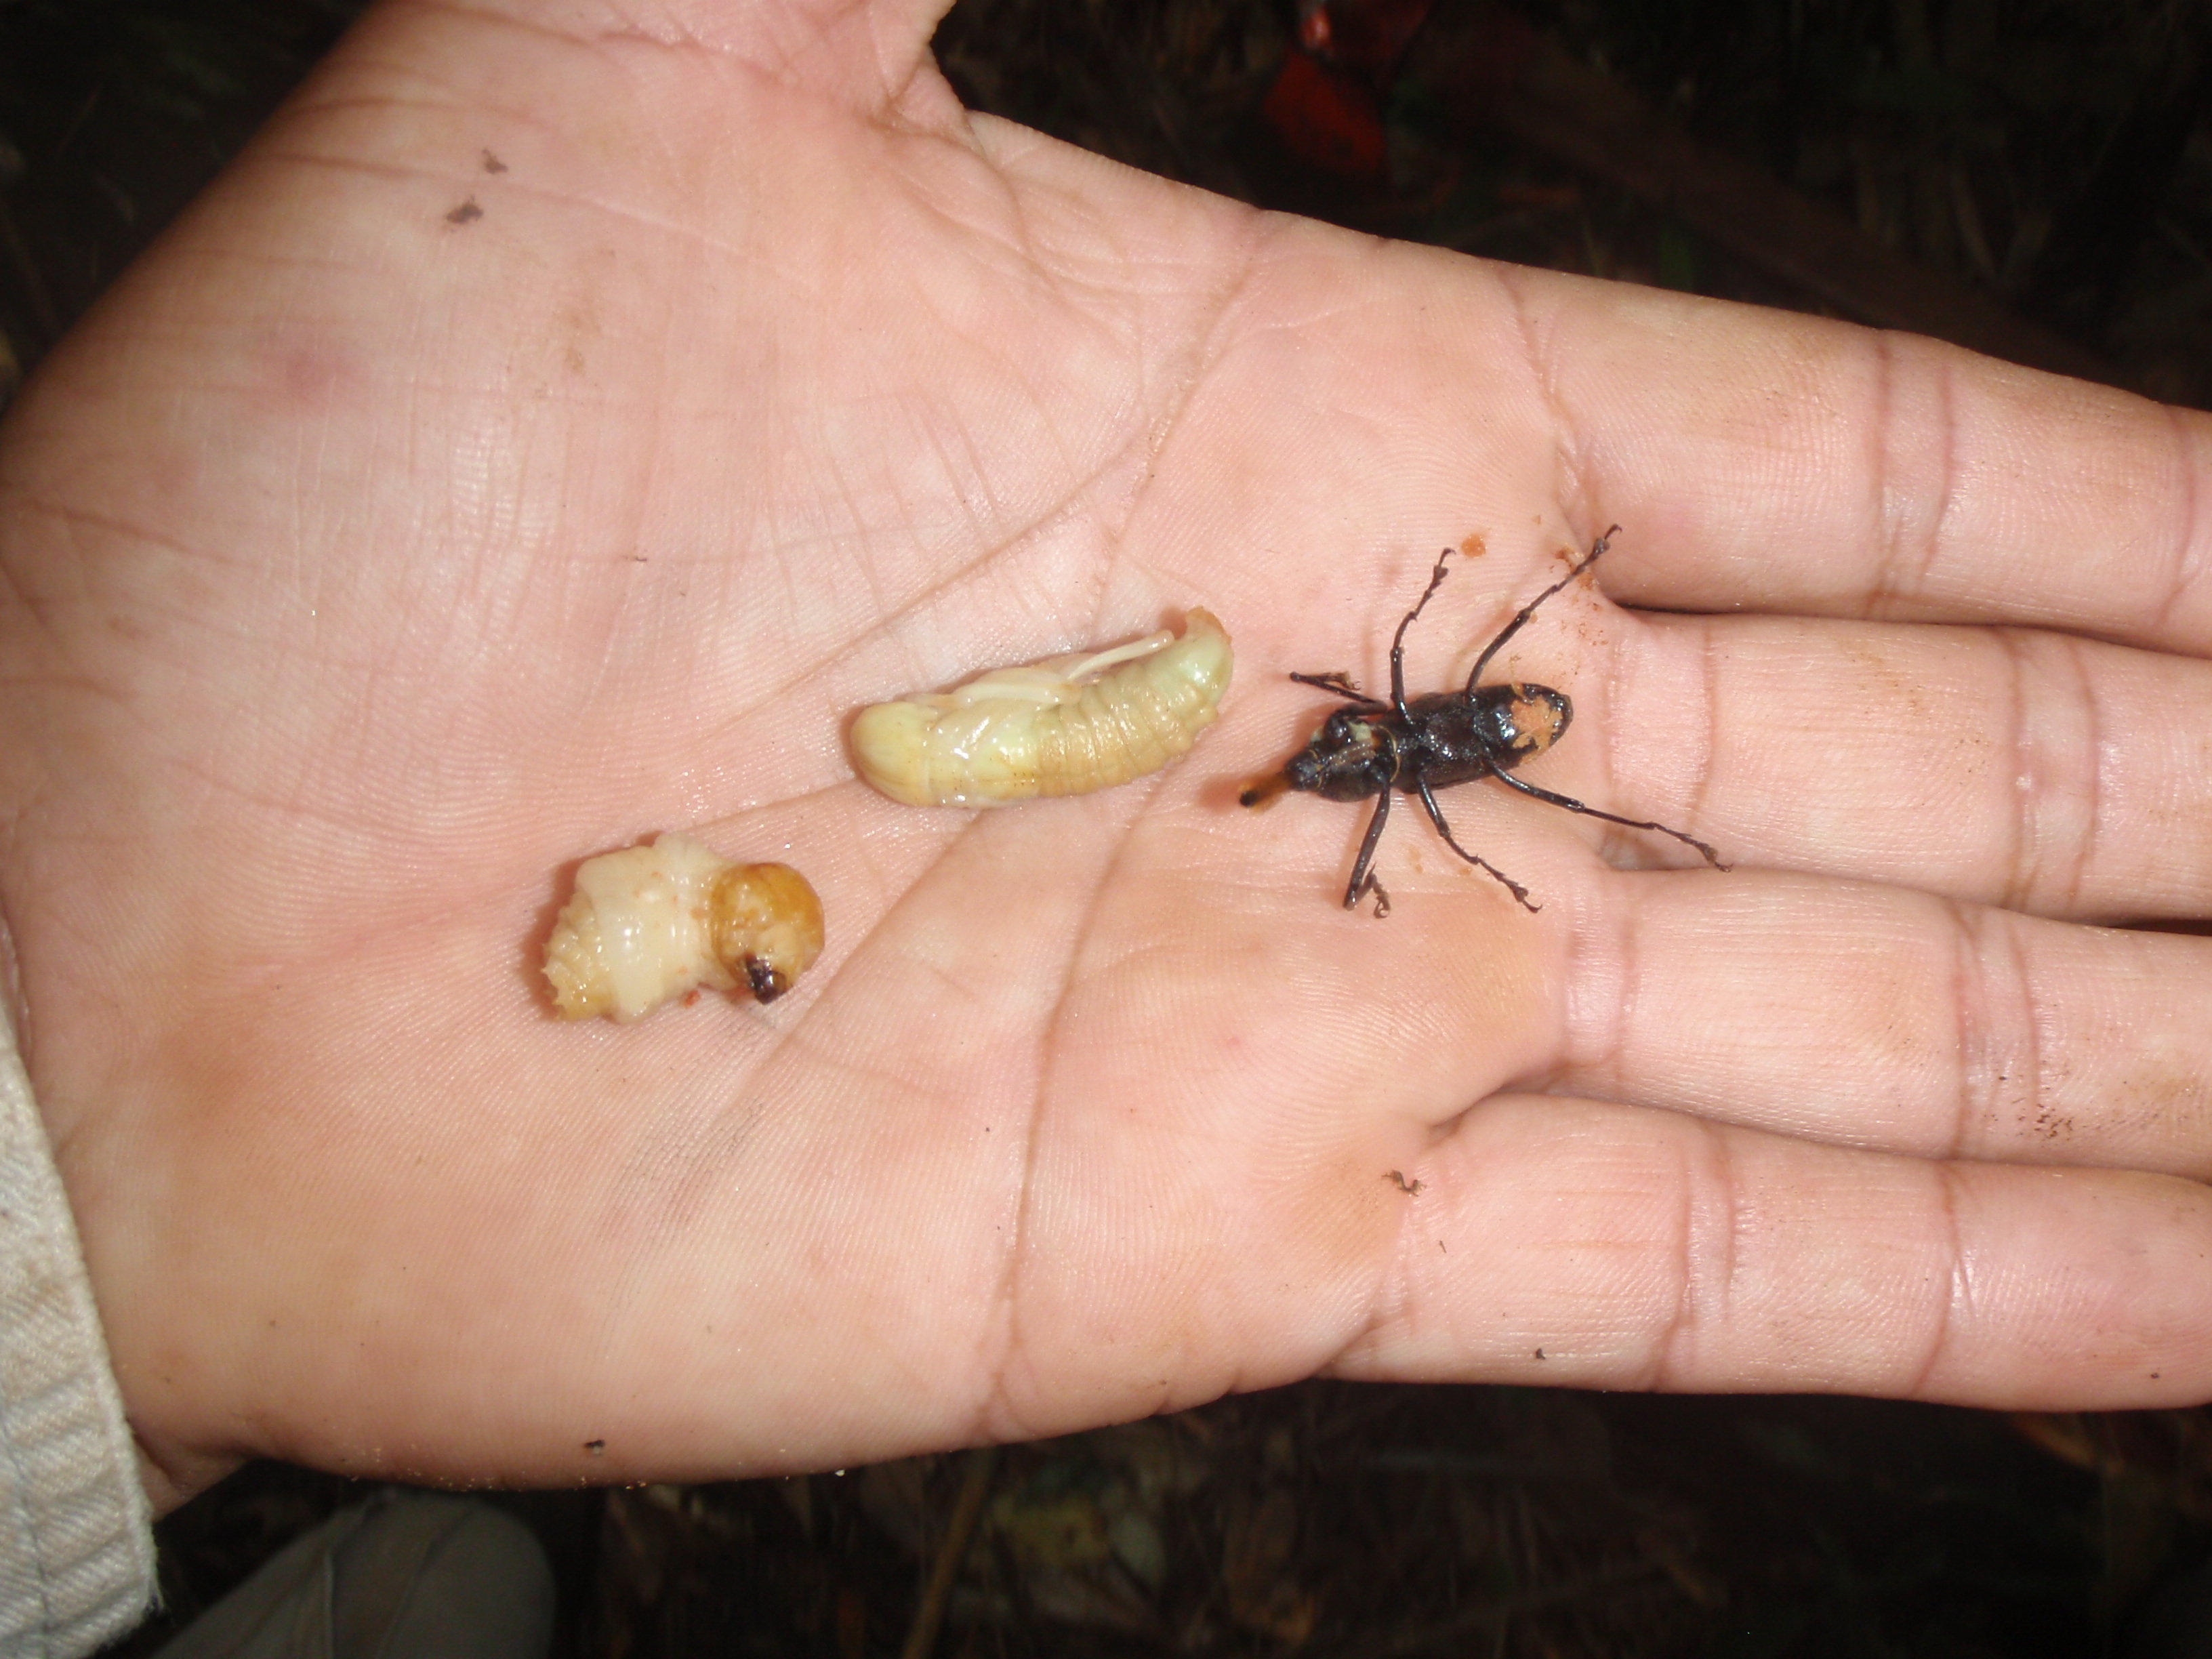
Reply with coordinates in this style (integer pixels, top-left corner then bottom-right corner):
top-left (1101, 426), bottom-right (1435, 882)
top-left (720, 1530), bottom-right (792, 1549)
top-left (544, 834), bottom-right (824, 1022)
top-left (850, 609), bottom-right (1233, 807)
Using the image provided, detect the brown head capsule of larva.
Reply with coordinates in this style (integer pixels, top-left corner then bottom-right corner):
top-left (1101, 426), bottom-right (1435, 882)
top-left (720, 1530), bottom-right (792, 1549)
top-left (850, 608), bottom-right (1232, 806)
top-left (544, 833), bottom-right (825, 1023)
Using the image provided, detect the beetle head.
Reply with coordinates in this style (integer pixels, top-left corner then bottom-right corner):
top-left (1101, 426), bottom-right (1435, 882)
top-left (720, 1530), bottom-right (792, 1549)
top-left (1273, 708), bottom-right (1397, 802)
top-left (1240, 707), bottom-right (1396, 808)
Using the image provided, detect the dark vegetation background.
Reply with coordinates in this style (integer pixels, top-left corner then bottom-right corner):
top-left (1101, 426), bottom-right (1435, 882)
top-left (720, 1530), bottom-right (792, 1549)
top-left (4, 0), bottom-right (2211, 1654)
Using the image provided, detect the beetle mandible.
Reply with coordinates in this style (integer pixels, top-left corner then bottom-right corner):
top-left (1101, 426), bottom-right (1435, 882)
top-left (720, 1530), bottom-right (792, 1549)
top-left (1240, 527), bottom-right (1727, 915)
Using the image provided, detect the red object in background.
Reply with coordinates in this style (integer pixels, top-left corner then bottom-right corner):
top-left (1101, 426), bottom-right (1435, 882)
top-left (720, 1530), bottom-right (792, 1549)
top-left (1297, 2), bottom-right (1334, 54)
top-left (1265, 0), bottom-right (1435, 178)
top-left (1263, 47), bottom-right (1386, 176)
top-left (1298, 0), bottom-right (1434, 73)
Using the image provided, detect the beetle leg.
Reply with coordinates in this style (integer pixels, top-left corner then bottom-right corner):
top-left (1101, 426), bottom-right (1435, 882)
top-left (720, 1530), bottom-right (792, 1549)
top-left (1289, 670), bottom-right (1387, 710)
top-left (1465, 525), bottom-right (1622, 690)
top-left (1344, 789), bottom-right (1393, 911)
top-left (1415, 777), bottom-right (1537, 912)
top-left (1389, 550), bottom-right (1455, 715)
top-left (1486, 769), bottom-right (1728, 868)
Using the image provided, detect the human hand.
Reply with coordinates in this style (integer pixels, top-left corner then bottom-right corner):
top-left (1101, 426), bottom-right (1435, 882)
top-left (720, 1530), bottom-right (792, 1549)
top-left (2, 0), bottom-right (2207, 1513)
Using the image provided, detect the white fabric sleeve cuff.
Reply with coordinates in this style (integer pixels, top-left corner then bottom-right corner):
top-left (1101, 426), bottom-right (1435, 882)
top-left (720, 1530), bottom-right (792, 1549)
top-left (0, 1000), bottom-right (155, 1657)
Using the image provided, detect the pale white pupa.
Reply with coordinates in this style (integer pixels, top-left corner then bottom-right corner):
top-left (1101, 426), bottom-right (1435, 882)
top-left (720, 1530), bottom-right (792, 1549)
top-left (850, 609), bottom-right (1232, 807)
top-left (544, 834), bottom-right (823, 1023)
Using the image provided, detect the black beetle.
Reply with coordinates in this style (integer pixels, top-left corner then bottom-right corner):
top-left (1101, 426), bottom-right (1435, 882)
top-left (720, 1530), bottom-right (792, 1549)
top-left (1240, 527), bottom-right (1726, 914)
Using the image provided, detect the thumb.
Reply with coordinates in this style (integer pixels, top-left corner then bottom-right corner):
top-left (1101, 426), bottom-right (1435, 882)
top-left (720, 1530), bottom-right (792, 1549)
top-left (342, 0), bottom-right (968, 126)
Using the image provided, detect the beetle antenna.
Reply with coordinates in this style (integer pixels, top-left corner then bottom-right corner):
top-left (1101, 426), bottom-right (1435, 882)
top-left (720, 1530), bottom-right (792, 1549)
top-left (1465, 525), bottom-right (1621, 691)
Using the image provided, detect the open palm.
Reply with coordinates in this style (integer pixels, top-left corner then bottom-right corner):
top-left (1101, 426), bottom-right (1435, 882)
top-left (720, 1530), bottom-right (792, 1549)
top-left (5, 0), bottom-right (2210, 1511)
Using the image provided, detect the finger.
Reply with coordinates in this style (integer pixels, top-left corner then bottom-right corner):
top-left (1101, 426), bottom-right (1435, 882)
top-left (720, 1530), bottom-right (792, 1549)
top-left (1550, 869), bottom-right (2212, 1178)
top-left (1337, 1094), bottom-right (2212, 1410)
top-left (1588, 609), bottom-right (2212, 918)
top-left (1494, 268), bottom-right (2212, 653)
